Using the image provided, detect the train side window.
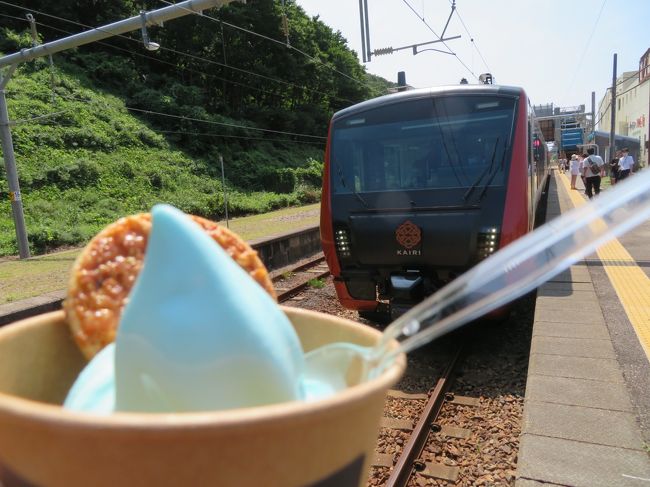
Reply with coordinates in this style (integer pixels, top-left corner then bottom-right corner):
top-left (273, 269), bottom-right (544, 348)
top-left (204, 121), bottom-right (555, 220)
top-left (526, 118), bottom-right (533, 176)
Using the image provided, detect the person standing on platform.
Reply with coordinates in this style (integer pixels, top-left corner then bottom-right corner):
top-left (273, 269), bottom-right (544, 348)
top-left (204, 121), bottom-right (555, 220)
top-left (583, 148), bottom-right (605, 199)
top-left (618, 147), bottom-right (634, 180)
top-left (569, 154), bottom-right (580, 189)
top-left (580, 153), bottom-right (589, 187)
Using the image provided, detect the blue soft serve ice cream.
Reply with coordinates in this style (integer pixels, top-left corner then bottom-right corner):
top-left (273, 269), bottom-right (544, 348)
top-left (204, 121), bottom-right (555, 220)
top-left (64, 204), bottom-right (309, 413)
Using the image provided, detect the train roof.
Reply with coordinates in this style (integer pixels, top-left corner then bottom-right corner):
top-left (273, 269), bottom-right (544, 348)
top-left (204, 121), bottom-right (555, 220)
top-left (332, 84), bottom-right (525, 121)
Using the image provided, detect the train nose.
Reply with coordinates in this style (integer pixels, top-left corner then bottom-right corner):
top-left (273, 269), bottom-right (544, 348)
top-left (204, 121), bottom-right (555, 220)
top-left (389, 274), bottom-right (424, 320)
top-left (389, 274), bottom-right (424, 302)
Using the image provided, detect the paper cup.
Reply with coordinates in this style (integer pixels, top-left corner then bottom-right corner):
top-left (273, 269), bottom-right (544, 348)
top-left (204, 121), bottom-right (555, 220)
top-left (0, 307), bottom-right (405, 487)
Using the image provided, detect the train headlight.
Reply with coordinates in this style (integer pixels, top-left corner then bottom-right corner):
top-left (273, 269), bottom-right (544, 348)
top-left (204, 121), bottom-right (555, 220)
top-left (335, 227), bottom-right (352, 258)
top-left (477, 227), bottom-right (500, 260)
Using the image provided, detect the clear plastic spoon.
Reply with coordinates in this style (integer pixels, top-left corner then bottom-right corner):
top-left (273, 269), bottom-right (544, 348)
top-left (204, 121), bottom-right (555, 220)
top-left (304, 169), bottom-right (650, 389)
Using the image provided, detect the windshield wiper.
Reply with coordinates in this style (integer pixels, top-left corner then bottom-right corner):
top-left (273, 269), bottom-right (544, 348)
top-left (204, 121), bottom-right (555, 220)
top-left (463, 137), bottom-right (500, 202)
top-left (476, 145), bottom-right (508, 202)
top-left (335, 158), bottom-right (369, 208)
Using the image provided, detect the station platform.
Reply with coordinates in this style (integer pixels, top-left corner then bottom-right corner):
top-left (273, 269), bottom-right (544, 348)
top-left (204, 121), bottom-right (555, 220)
top-left (516, 170), bottom-right (650, 486)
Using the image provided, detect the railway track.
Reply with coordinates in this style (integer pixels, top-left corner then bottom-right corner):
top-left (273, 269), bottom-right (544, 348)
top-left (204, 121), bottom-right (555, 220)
top-left (368, 344), bottom-right (479, 486)
top-left (273, 255), bottom-right (330, 303)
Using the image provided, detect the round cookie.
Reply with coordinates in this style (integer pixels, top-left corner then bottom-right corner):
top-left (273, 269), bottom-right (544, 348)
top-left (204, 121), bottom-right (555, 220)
top-left (63, 213), bottom-right (275, 360)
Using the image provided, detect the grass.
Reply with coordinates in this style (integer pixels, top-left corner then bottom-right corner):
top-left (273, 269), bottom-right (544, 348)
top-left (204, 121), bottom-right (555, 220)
top-left (0, 203), bottom-right (320, 305)
top-left (0, 249), bottom-right (79, 304)
top-left (307, 277), bottom-right (326, 289)
top-left (216, 203), bottom-right (320, 241)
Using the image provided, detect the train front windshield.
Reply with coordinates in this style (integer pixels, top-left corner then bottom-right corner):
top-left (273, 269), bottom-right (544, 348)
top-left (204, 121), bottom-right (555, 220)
top-left (330, 95), bottom-right (517, 194)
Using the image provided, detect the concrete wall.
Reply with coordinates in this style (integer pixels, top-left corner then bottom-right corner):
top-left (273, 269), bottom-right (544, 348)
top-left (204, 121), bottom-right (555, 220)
top-left (250, 224), bottom-right (321, 273)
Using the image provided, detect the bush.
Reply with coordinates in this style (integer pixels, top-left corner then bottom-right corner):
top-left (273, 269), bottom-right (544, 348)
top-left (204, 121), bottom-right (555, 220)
top-left (260, 167), bottom-right (296, 193)
top-left (294, 158), bottom-right (324, 187)
top-left (31, 159), bottom-right (101, 190)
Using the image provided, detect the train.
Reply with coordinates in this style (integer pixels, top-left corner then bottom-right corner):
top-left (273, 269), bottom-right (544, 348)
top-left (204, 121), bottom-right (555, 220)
top-left (320, 84), bottom-right (550, 319)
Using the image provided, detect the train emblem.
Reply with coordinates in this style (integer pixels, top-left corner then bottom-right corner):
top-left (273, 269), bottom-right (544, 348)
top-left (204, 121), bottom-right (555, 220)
top-left (395, 220), bottom-right (421, 256)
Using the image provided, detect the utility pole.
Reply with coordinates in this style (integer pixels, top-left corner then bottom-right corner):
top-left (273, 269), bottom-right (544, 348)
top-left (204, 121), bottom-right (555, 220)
top-left (358, 0), bottom-right (367, 63)
top-left (219, 155), bottom-right (229, 228)
top-left (0, 65), bottom-right (28, 258)
top-left (609, 53), bottom-right (617, 162)
top-left (0, 0), bottom-right (236, 259)
top-left (357, 0), bottom-right (371, 62)
top-left (591, 91), bottom-right (595, 134)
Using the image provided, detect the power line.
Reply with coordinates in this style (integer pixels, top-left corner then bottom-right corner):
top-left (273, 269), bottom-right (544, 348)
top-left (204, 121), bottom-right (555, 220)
top-left (53, 91), bottom-right (326, 140)
top-left (159, 0), bottom-right (375, 92)
top-left (0, 13), bottom-right (308, 103)
top-left (11, 109), bottom-right (71, 125)
top-left (154, 129), bottom-right (325, 145)
top-left (595, 69), bottom-right (641, 116)
top-left (6, 88), bottom-right (326, 145)
top-left (400, 0), bottom-right (478, 80)
top-left (616, 78), bottom-right (644, 98)
top-left (0, 12), bottom-right (26, 22)
top-left (0, 14), bottom-right (331, 142)
top-left (562, 0), bottom-right (607, 102)
top-left (125, 106), bottom-right (326, 139)
top-left (0, 0), bottom-right (358, 104)
top-left (5, 97), bottom-right (323, 145)
top-left (593, 78), bottom-right (645, 128)
top-left (616, 69), bottom-right (641, 86)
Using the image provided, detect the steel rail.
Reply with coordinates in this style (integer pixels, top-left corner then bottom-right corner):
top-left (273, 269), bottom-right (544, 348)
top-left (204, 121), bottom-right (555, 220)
top-left (385, 344), bottom-right (464, 487)
top-left (272, 255), bottom-right (325, 281)
top-left (276, 255), bottom-right (330, 303)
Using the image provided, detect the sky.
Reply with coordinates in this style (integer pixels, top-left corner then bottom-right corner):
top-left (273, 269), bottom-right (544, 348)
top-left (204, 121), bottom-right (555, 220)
top-left (295, 0), bottom-right (650, 114)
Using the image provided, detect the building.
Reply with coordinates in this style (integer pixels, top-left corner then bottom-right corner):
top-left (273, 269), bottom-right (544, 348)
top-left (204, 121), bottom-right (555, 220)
top-left (596, 48), bottom-right (650, 166)
top-left (532, 103), bottom-right (588, 159)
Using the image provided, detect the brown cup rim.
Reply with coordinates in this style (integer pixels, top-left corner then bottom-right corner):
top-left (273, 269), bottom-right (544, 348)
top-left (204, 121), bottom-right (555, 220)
top-left (0, 308), bottom-right (406, 431)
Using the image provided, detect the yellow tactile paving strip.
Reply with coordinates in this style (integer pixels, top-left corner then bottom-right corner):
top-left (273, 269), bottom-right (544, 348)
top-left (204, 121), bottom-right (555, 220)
top-left (557, 172), bottom-right (650, 359)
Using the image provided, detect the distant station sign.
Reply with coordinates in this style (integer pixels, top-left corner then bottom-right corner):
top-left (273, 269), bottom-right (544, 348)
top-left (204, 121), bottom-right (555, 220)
top-left (561, 128), bottom-right (584, 149)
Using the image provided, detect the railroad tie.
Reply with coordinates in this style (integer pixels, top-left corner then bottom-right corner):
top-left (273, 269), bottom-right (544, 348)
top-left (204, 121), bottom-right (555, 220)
top-left (438, 424), bottom-right (471, 439)
top-left (371, 453), bottom-right (395, 468)
top-left (379, 417), bottom-right (413, 431)
top-left (387, 390), bottom-right (428, 401)
top-left (417, 461), bottom-right (460, 482)
top-left (445, 393), bottom-right (480, 407)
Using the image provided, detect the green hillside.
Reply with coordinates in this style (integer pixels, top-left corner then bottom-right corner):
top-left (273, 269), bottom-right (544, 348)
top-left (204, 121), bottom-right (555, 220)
top-left (0, 0), bottom-right (394, 256)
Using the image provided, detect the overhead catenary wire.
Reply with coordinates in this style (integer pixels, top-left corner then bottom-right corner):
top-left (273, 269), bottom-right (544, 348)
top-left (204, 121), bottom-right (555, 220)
top-left (0, 0), bottom-right (359, 105)
top-left (447, 0), bottom-right (491, 73)
top-left (400, 0), bottom-right (478, 80)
